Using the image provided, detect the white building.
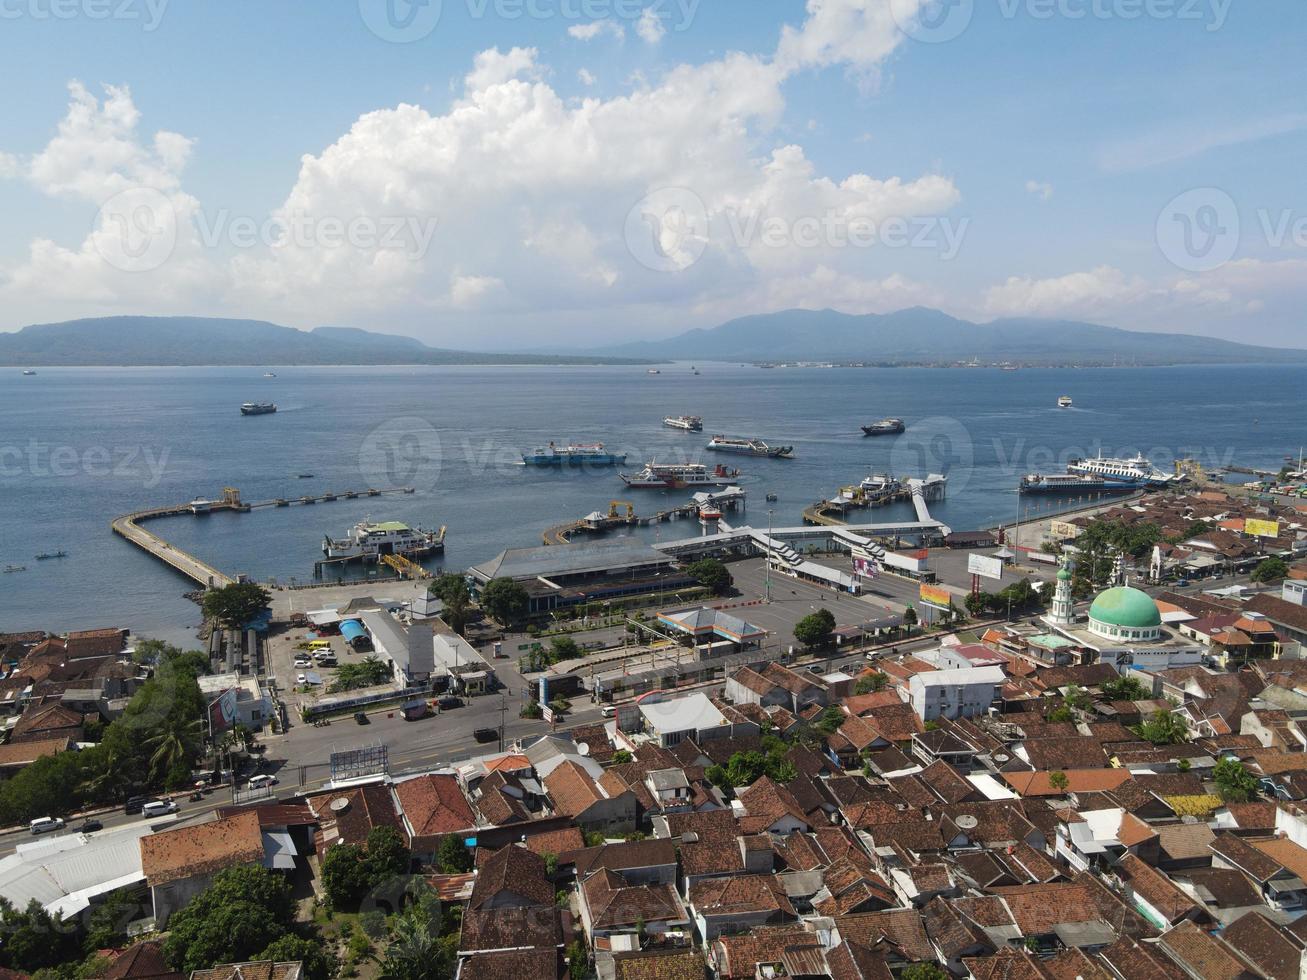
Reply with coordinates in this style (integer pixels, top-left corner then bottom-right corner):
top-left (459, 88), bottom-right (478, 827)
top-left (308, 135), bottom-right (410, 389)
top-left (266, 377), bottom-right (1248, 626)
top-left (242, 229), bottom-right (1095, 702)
top-left (197, 672), bottom-right (272, 729)
top-left (632, 692), bottom-right (730, 748)
top-left (909, 665), bottom-right (1005, 721)
top-left (359, 610), bottom-right (434, 687)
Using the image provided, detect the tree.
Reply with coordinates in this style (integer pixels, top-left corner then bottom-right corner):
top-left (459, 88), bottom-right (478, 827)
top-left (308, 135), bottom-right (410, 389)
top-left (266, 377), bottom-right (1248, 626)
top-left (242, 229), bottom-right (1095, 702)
top-left (383, 911), bottom-right (455, 980)
top-left (965, 591), bottom-right (993, 618)
top-left (1252, 557), bottom-right (1290, 583)
top-left (364, 826), bottom-right (411, 882)
top-left (258, 934), bottom-right (338, 980)
top-left (328, 655), bottom-right (393, 693)
top-left (1132, 710), bottom-right (1189, 746)
top-left (1102, 675), bottom-right (1150, 701)
top-left (687, 558), bottom-right (733, 596)
top-left (902, 965), bottom-right (949, 980)
top-left (321, 842), bottom-right (373, 911)
top-left (550, 636), bottom-right (581, 664)
top-left (481, 578), bottom-right (529, 625)
top-left (201, 582), bottom-right (271, 630)
top-left (1048, 771), bottom-right (1069, 792)
top-left (0, 899), bottom-right (83, 973)
top-left (903, 605), bottom-right (918, 633)
top-left (854, 672), bottom-right (888, 695)
top-left (1214, 757), bottom-right (1259, 803)
top-left (613, 749), bottom-right (633, 764)
top-left (814, 706), bottom-right (846, 735)
top-left (794, 608), bottom-right (836, 648)
top-left (435, 834), bottom-right (473, 874)
top-left (162, 866), bottom-right (295, 973)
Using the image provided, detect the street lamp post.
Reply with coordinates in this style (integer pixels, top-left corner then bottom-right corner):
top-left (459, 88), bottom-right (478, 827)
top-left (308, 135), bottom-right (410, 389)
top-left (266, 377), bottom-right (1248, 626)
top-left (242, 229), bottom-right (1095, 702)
top-left (766, 509), bottom-right (774, 602)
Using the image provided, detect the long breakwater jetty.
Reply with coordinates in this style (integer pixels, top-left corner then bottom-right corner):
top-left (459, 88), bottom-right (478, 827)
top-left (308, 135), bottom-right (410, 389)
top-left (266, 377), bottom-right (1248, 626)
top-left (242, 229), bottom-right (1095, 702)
top-left (111, 486), bottom-right (416, 588)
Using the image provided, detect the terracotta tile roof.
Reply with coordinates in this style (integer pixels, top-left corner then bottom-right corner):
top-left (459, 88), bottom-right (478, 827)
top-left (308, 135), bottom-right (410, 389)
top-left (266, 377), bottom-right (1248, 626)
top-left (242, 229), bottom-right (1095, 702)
top-left (1210, 832), bottom-right (1285, 882)
top-left (917, 760), bottom-right (974, 804)
top-left (1158, 920), bottom-right (1254, 980)
top-left (862, 703), bottom-right (923, 743)
top-left (1117, 853), bottom-right (1200, 925)
top-left (1223, 801), bottom-right (1278, 830)
top-left (305, 782), bottom-right (404, 850)
top-left (0, 736), bottom-right (69, 768)
top-left (140, 811), bottom-right (263, 886)
top-left (103, 941), bottom-right (181, 980)
top-left (1022, 737), bottom-right (1108, 771)
top-left (458, 906), bottom-right (563, 953)
top-left (522, 826), bottom-right (585, 857)
top-left (1251, 837), bottom-right (1307, 882)
top-left (843, 691), bottom-right (904, 716)
top-left (1155, 822), bottom-right (1216, 862)
top-left (712, 927), bottom-right (822, 980)
top-left (860, 817), bottom-right (945, 854)
top-left (469, 845), bottom-right (554, 910)
top-left (663, 808), bottom-right (739, 842)
top-left (963, 948), bottom-right (1048, 980)
top-left (568, 839), bottom-right (677, 878)
top-left (988, 882), bottom-right (1103, 936)
top-left (1041, 947), bottom-right (1112, 980)
top-left (188, 962), bottom-right (301, 980)
top-left (1221, 910), bottom-right (1302, 980)
top-left (921, 897), bottom-right (992, 961)
top-left (542, 759), bottom-right (605, 817)
top-left (812, 855), bottom-right (894, 916)
top-left (1098, 935), bottom-right (1188, 980)
top-left (736, 776), bottom-right (809, 833)
top-left (835, 909), bottom-right (934, 962)
top-left (460, 949), bottom-right (560, 980)
top-left (394, 773), bottom-right (476, 841)
top-left (612, 949), bottom-right (708, 980)
top-left (689, 873), bottom-right (795, 918)
top-left (824, 941), bottom-right (893, 980)
top-left (1002, 768), bottom-right (1133, 797)
top-left (11, 702), bottom-right (84, 741)
top-left (581, 870), bottom-right (685, 930)
top-left (1175, 868), bottom-right (1262, 909)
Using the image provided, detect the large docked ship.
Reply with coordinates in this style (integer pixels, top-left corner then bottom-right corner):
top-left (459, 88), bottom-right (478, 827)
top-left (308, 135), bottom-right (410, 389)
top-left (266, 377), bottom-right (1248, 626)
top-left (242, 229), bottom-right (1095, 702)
top-left (1066, 452), bottom-right (1179, 488)
top-left (707, 435), bottom-right (794, 459)
top-left (523, 442), bottom-right (627, 466)
top-left (322, 520), bottom-right (446, 559)
top-left (620, 461), bottom-right (740, 489)
top-left (1019, 473), bottom-right (1145, 495)
top-left (861, 418), bottom-right (905, 436)
top-left (240, 402), bottom-right (277, 416)
top-left (663, 415), bottom-right (704, 431)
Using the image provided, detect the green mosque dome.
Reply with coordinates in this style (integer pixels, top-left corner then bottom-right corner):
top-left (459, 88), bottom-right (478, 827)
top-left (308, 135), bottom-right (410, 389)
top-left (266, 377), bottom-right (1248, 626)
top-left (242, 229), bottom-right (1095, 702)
top-left (1088, 586), bottom-right (1162, 629)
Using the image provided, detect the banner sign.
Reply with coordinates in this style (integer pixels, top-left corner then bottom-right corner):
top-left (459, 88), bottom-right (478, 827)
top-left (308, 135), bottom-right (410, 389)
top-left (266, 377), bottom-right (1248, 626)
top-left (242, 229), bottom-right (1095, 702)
top-left (920, 583), bottom-right (952, 608)
top-left (1245, 519), bottom-right (1280, 538)
top-left (851, 545), bottom-right (880, 579)
top-left (208, 688), bottom-right (238, 734)
top-left (967, 553), bottom-right (1004, 581)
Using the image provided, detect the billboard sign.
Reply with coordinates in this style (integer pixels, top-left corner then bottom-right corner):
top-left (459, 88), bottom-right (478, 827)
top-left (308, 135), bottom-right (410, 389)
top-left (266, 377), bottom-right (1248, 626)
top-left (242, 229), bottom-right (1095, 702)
top-left (1245, 519), bottom-right (1280, 539)
top-left (208, 688), bottom-right (238, 734)
top-left (329, 744), bottom-right (389, 782)
top-left (1049, 520), bottom-right (1082, 540)
top-left (851, 545), bottom-right (880, 579)
top-left (919, 583), bottom-right (952, 608)
top-left (967, 553), bottom-right (1004, 581)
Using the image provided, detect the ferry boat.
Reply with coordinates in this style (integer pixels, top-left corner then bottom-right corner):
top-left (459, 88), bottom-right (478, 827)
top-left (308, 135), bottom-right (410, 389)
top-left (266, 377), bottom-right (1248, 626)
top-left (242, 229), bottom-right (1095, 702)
top-left (861, 418), bottom-right (905, 436)
top-left (707, 435), bottom-right (794, 459)
top-left (21, 369), bottom-right (36, 376)
top-left (323, 520), bottom-right (446, 559)
top-left (663, 416), bottom-right (704, 432)
top-left (1019, 473), bottom-right (1144, 495)
top-left (263, 371), bottom-right (277, 378)
top-left (3, 565), bottom-right (26, 573)
top-left (522, 442), bottom-right (627, 466)
top-left (1057, 396), bottom-right (1073, 408)
top-left (1066, 452), bottom-right (1179, 488)
top-left (620, 461), bottom-right (740, 489)
top-left (647, 369), bottom-right (661, 375)
top-left (241, 402), bottom-right (277, 416)
top-left (858, 473), bottom-right (901, 499)
top-left (35, 550), bottom-right (68, 560)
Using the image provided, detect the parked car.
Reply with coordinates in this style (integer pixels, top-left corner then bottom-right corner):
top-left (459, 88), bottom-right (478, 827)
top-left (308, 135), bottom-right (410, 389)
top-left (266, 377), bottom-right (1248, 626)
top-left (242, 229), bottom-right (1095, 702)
top-left (78, 818), bottom-right (103, 833)
top-left (354, 711), bottom-right (370, 725)
top-left (141, 799), bottom-right (179, 817)
top-left (248, 774), bottom-right (277, 789)
top-left (29, 817), bottom-right (65, 835)
top-left (437, 696), bottom-right (463, 710)
top-left (124, 795), bottom-right (148, 815)
top-left (296, 673), bottom-right (308, 684)
top-left (473, 728), bottom-right (499, 743)
top-left (293, 658), bottom-right (312, 668)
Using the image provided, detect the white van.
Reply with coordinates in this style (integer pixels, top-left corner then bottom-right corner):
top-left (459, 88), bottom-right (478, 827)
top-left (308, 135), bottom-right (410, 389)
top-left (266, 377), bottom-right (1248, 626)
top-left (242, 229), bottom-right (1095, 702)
top-left (248, 774), bottom-right (278, 789)
top-left (29, 816), bottom-right (65, 835)
top-left (141, 799), bottom-right (179, 817)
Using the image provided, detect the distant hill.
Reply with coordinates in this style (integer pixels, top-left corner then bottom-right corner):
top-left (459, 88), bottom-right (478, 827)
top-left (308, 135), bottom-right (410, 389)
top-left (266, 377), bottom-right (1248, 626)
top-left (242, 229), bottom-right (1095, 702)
top-left (0, 316), bottom-right (652, 366)
top-left (602, 307), bottom-right (1307, 365)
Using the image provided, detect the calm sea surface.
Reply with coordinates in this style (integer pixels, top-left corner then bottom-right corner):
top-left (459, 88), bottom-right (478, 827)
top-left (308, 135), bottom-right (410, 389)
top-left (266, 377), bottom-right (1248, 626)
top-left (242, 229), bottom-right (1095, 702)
top-left (2, 362), bottom-right (1303, 643)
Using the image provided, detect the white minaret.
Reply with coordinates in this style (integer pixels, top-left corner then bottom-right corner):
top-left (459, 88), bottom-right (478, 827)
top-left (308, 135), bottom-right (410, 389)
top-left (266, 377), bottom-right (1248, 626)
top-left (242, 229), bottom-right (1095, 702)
top-left (1047, 552), bottom-right (1076, 627)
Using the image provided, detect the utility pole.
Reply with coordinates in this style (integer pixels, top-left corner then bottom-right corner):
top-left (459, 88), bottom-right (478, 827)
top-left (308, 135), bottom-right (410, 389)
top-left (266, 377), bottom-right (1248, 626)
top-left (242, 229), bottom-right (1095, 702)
top-left (766, 508), bottom-right (774, 602)
top-left (498, 695), bottom-right (507, 753)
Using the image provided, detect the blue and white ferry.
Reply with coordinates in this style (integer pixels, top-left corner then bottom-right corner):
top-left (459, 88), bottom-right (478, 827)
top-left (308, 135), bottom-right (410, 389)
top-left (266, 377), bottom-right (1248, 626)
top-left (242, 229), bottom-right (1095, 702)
top-left (523, 442), bottom-right (627, 466)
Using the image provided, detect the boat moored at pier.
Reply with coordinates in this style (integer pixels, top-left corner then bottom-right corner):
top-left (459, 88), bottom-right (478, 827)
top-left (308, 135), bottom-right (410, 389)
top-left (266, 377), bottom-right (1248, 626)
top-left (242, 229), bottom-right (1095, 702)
top-left (620, 461), bottom-right (740, 489)
top-left (322, 520), bottom-right (446, 559)
top-left (1019, 472), bottom-right (1144, 495)
top-left (1066, 452), bottom-right (1180, 488)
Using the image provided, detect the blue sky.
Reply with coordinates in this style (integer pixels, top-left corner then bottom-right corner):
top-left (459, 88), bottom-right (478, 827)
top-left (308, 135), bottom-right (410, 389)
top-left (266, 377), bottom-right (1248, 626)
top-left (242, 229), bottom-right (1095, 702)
top-left (1, 0), bottom-right (1304, 349)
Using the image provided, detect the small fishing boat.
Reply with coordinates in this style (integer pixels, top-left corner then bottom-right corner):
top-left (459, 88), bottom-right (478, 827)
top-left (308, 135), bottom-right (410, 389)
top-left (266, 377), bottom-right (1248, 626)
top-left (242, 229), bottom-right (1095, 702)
top-left (35, 551), bottom-right (68, 560)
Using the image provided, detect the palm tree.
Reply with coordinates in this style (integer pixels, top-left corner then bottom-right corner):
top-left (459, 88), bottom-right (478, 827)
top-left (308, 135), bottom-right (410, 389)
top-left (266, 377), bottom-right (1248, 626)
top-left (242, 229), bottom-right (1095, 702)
top-left (382, 915), bottom-right (447, 980)
top-left (443, 587), bottom-right (471, 636)
top-left (146, 720), bottom-right (201, 783)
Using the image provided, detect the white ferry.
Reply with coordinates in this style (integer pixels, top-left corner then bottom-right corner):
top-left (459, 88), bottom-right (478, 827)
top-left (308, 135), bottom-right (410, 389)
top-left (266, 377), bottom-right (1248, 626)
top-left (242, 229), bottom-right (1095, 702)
top-left (322, 520), bottom-right (446, 559)
top-left (707, 435), bottom-right (794, 459)
top-left (620, 461), bottom-right (739, 489)
top-left (1057, 396), bottom-right (1073, 408)
top-left (663, 416), bottom-right (704, 432)
top-left (1066, 453), bottom-right (1179, 489)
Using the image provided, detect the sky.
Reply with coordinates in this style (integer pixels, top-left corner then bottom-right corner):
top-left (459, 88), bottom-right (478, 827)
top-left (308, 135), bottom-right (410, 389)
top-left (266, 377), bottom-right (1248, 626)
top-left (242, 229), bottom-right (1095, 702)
top-left (0, 0), bottom-right (1304, 350)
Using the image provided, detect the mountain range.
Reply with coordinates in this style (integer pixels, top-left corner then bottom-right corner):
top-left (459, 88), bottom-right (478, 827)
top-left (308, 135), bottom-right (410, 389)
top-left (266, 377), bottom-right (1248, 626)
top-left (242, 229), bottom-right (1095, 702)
top-left (600, 307), bottom-right (1307, 365)
top-left (2, 309), bottom-right (1302, 367)
top-left (0, 316), bottom-right (649, 366)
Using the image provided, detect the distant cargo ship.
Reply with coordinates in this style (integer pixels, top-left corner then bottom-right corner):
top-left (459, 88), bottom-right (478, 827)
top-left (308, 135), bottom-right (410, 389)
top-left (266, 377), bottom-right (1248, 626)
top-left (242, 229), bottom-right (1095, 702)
top-left (861, 418), bottom-right (905, 436)
top-left (1019, 473), bottom-right (1144, 495)
top-left (621, 461), bottom-right (739, 489)
top-left (241, 402), bottom-right (277, 416)
top-left (523, 442), bottom-right (627, 466)
top-left (664, 416), bottom-right (703, 431)
top-left (323, 520), bottom-right (445, 559)
top-left (707, 435), bottom-right (794, 459)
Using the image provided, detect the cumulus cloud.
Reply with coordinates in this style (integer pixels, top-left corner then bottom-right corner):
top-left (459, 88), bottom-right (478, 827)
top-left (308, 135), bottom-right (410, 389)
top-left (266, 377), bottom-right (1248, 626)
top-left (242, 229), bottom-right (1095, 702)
top-left (636, 8), bottom-right (666, 44)
top-left (578, 68), bottom-right (597, 87)
top-left (464, 47), bottom-right (540, 93)
top-left (450, 273), bottom-right (505, 307)
top-left (568, 19), bottom-right (624, 42)
top-left (1025, 180), bottom-right (1053, 202)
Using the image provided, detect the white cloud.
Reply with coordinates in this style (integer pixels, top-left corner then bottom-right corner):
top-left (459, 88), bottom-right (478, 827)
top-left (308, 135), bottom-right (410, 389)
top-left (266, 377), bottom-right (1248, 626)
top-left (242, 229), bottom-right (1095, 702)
top-left (464, 47), bottom-right (540, 93)
top-left (578, 68), bottom-right (597, 87)
top-left (450, 273), bottom-right (505, 307)
top-left (636, 8), bottom-right (666, 44)
top-left (1025, 180), bottom-right (1053, 202)
top-left (568, 19), bottom-right (625, 42)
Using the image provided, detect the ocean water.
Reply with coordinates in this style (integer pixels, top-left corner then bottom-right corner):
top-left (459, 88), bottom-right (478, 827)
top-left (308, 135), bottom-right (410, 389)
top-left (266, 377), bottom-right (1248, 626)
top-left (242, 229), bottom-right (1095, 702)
top-left (1, 362), bottom-right (1303, 642)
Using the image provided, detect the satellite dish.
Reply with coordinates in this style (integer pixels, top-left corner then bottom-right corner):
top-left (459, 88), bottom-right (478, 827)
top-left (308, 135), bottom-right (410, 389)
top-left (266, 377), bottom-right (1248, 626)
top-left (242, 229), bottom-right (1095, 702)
top-left (681, 832), bottom-right (700, 844)
top-left (577, 743), bottom-right (591, 756)
top-left (955, 814), bottom-right (979, 830)
top-left (330, 797), bottom-right (350, 813)
top-left (993, 753), bottom-right (1010, 763)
